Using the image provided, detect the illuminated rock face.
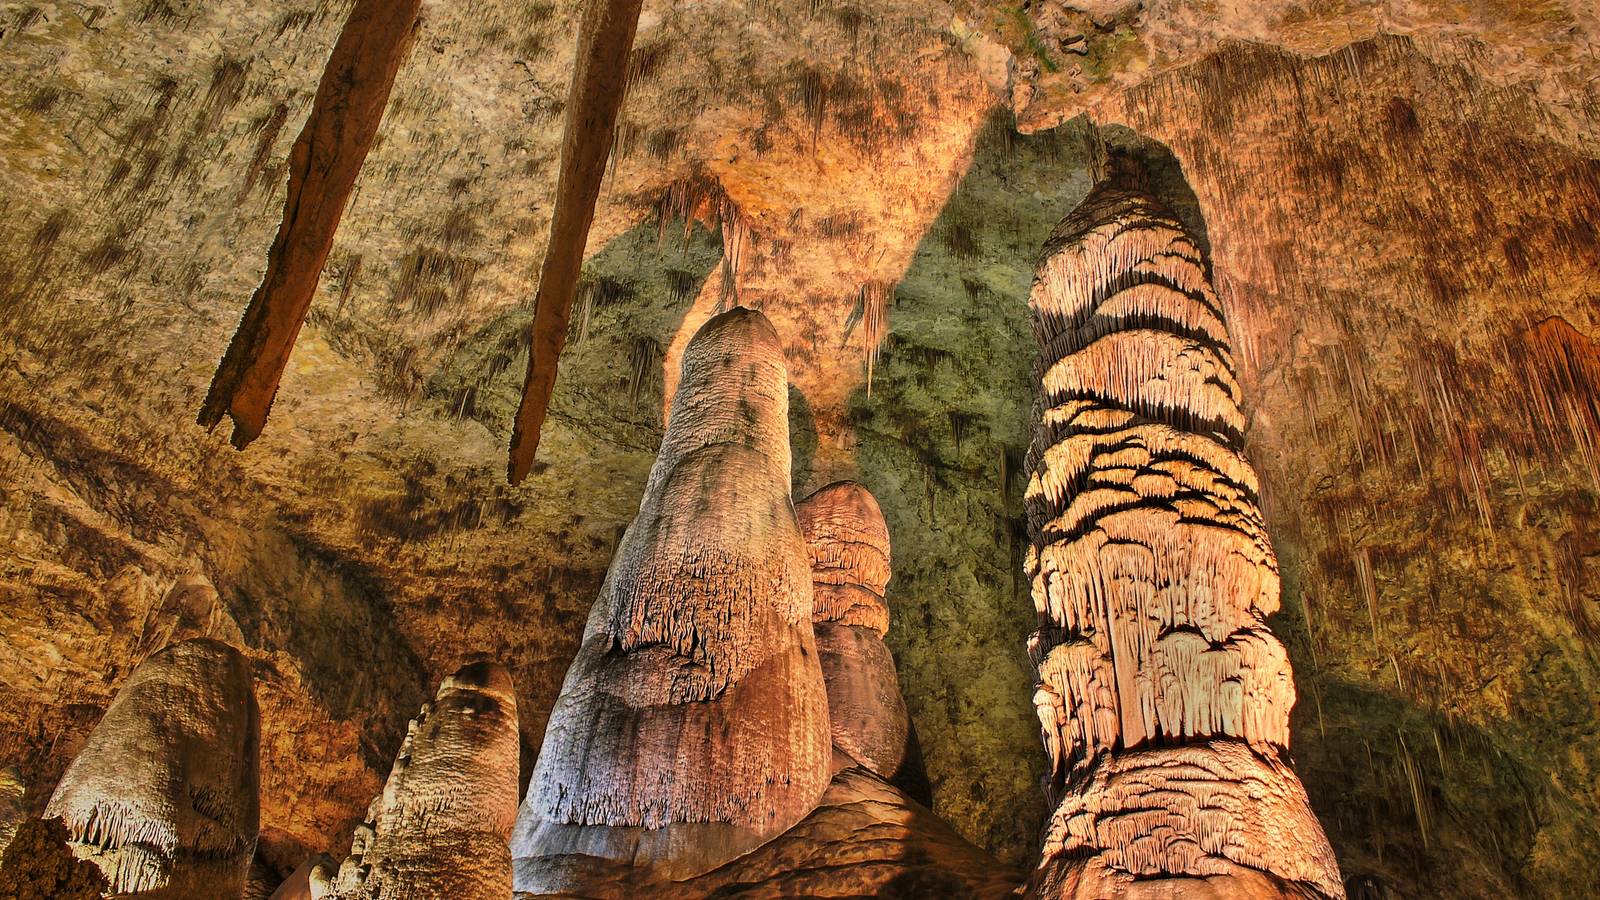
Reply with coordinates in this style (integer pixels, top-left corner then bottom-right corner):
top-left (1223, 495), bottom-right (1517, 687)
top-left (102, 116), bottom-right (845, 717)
top-left (1022, 171), bottom-right (1343, 898)
top-left (795, 482), bottom-right (919, 789)
top-left (511, 307), bottom-right (831, 889)
top-left (43, 638), bottom-right (260, 898)
top-left (319, 662), bottom-right (520, 900)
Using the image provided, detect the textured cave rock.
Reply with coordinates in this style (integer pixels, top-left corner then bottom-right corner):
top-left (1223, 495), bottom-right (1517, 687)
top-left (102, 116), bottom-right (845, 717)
top-left (0, 767), bottom-right (23, 861)
top-left (200, 0), bottom-right (423, 448)
top-left (317, 662), bottom-right (520, 900)
top-left (43, 638), bottom-right (260, 898)
top-left (511, 307), bottom-right (831, 889)
top-left (508, 0), bottom-right (645, 482)
top-left (796, 481), bottom-right (928, 800)
top-left (0, 816), bottom-right (109, 899)
top-left (1022, 169), bottom-right (1342, 897)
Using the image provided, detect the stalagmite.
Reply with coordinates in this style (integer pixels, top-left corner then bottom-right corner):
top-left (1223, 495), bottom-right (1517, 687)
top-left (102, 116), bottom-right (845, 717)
top-left (317, 662), bottom-right (520, 900)
top-left (1023, 164), bottom-right (1343, 898)
top-left (511, 307), bottom-right (831, 890)
top-left (44, 638), bottom-right (261, 898)
top-left (508, 0), bottom-right (645, 483)
top-left (796, 481), bottom-right (925, 795)
top-left (200, 0), bottom-right (422, 448)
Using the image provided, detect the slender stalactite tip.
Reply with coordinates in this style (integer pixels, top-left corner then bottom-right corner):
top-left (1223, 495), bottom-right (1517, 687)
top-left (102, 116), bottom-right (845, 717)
top-left (507, 0), bottom-right (645, 485)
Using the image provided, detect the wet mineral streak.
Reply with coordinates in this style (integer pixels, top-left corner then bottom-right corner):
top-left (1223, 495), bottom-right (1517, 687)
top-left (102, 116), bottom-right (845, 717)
top-left (510, 307), bottom-right (831, 890)
top-left (1022, 166), bottom-right (1344, 898)
top-left (317, 663), bottom-right (520, 900)
top-left (43, 638), bottom-right (260, 898)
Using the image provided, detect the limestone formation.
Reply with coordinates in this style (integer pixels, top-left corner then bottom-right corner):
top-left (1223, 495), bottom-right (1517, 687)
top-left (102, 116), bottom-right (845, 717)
top-left (511, 307), bottom-right (831, 889)
top-left (796, 482), bottom-right (924, 795)
top-left (508, 0), bottom-right (645, 482)
top-left (317, 662), bottom-right (520, 900)
top-left (1022, 167), bottom-right (1342, 897)
top-left (43, 638), bottom-right (260, 898)
top-left (0, 767), bottom-right (24, 860)
top-left (200, 0), bottom-right (423, 448)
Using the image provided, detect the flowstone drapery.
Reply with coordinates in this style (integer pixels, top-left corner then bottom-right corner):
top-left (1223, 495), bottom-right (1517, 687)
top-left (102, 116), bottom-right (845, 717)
top-left (43, 638), bottom-right (260, 898)
top-left (1022, 166), bottom-right (1344, 898)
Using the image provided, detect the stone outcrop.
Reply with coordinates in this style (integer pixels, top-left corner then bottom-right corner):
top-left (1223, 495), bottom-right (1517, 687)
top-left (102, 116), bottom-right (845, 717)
top-left (796, 481), bottom-right (927, 799)
top-left (511, 307), bottom-right (831, 889)
top-left (1022, 166), bottom-right (1343, 897)
top-left (43, 638), bottom-right (260, 897)
top-left (508, 0), bottom-right (645, 483)
top-left (199, 0), bottom-right (423, 448)
top-left (317, 663), bottom-right (520, 900)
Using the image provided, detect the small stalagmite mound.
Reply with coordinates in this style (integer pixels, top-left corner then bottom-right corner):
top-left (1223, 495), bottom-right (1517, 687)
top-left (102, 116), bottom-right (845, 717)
top-left (1022, 164), bottom-right (1343, 898)
top-left (318, 662), bottom-right (520, 900)
top-left (511, 307), bottom-right (831, 891)
top-left (43, 637), bottom-right (260, 898)
top-left (796, 481), bottom-right (926, 797)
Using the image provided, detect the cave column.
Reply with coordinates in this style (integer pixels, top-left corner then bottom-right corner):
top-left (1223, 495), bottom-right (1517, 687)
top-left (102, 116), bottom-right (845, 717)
top-left (1023, 161), bottom-right (1344, 898)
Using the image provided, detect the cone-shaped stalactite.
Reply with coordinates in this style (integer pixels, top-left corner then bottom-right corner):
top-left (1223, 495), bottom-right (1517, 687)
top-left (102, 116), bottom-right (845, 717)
top-left (199, 0), bottom-right (422, 448)
top-left (796, 481), bottom-right (928, 800)
top-left (1022, 164), bottom-right (1344, 899)
top-left (508, 0), bottom-right (645, 483)
top-left (510, 308), bottom-right (831, 889)
top-left (43, 638), bottom-right (260, 898)
top-left (317, 662), bottom-right (520, 900)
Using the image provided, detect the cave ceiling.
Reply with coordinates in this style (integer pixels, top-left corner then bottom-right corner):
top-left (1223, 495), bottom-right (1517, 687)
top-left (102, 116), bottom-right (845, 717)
top-left (2, 0), bottom-right (1599, 896)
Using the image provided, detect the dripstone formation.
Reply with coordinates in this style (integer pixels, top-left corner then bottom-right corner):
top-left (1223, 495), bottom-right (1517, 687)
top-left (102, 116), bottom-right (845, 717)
top-left (510, 307), bottom-right (832, 890)
top-left (796, 481), bottom-right (926, 797)
top-left (318, 662), bottom-right (521, 900)
top-left (1022, 167), bottom-right (1344, 898)
top-left (42, 638), bottom-right (261, 898)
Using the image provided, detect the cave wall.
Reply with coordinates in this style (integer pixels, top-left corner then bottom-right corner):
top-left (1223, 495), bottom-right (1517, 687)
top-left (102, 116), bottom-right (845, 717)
top-left (1, 1), bottom-right (1597, 895)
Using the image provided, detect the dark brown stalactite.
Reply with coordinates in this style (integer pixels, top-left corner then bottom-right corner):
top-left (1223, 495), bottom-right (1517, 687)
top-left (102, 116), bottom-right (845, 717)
top-left (507, 0), bottom-right (645, 484)
top-left (198, 0), bottom-right (422, 448)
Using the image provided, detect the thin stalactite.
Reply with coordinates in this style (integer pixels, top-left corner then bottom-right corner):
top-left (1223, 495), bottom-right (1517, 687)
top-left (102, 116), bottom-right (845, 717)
top-left (508, 0), bottom-right (645, 483)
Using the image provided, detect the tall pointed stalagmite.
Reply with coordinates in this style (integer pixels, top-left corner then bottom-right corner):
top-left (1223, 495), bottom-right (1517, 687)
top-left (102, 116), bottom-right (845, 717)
top-left (317, 662), bottom-right (520, 900)
top-left (200, 0), bottom-right (422, 448)
top-left (44, 638), bottom-right (260, 898)
top-left (1022, 161), bottom-right (1344, 898)
top-left (796, 481), bottom-right (927, 799)
top-left (508, 0), bottom-right (645, 483)
top-left (511, 307), bottom-right (831, 890)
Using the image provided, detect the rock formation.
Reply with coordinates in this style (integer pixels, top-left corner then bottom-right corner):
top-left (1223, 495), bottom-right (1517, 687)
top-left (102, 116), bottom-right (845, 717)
top-left (1022, 165), bottom-right (1343, 897)
top-left (43, 638), bottom-right (260, 898)
top-left (200, 0), bottom-right (423, 448)
top-left (508, 0), bottom-right (645, 482)
top-left (511, 307), bottom-right (831, 889)
top-left (0, 767), bottom-right (23, 860)
top-left (796, 481), bottom-right (926, 798)
top-left (317, 662), bottom-right (520, 900)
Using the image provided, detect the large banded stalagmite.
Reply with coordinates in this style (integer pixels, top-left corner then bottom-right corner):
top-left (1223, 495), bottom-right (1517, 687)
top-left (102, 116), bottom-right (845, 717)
top-left (43, 638), bottom-right (260, 898)
top-left (511, 308), bottom-right (831, 890)
top-left (316, 662), bottom-right (520, 900)
top-left (795, 481), bottom-right (926, 797)
top-left (1023, 164), bottom-right (1344, 898)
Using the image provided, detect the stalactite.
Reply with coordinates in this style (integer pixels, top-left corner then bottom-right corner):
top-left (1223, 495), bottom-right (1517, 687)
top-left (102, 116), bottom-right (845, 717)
top-left (43, 639), bottom-right (260, 898)
top-left (1023, 165), bottom-right (1343, 899)
top-left (511, 308), bottom-right (830, 889)
top-left (508, 0), bottom-right (645, 483)
top-left (317, 662), bottom-right (520, 900)
top-left (198, 0), bottom-right (423, 449)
